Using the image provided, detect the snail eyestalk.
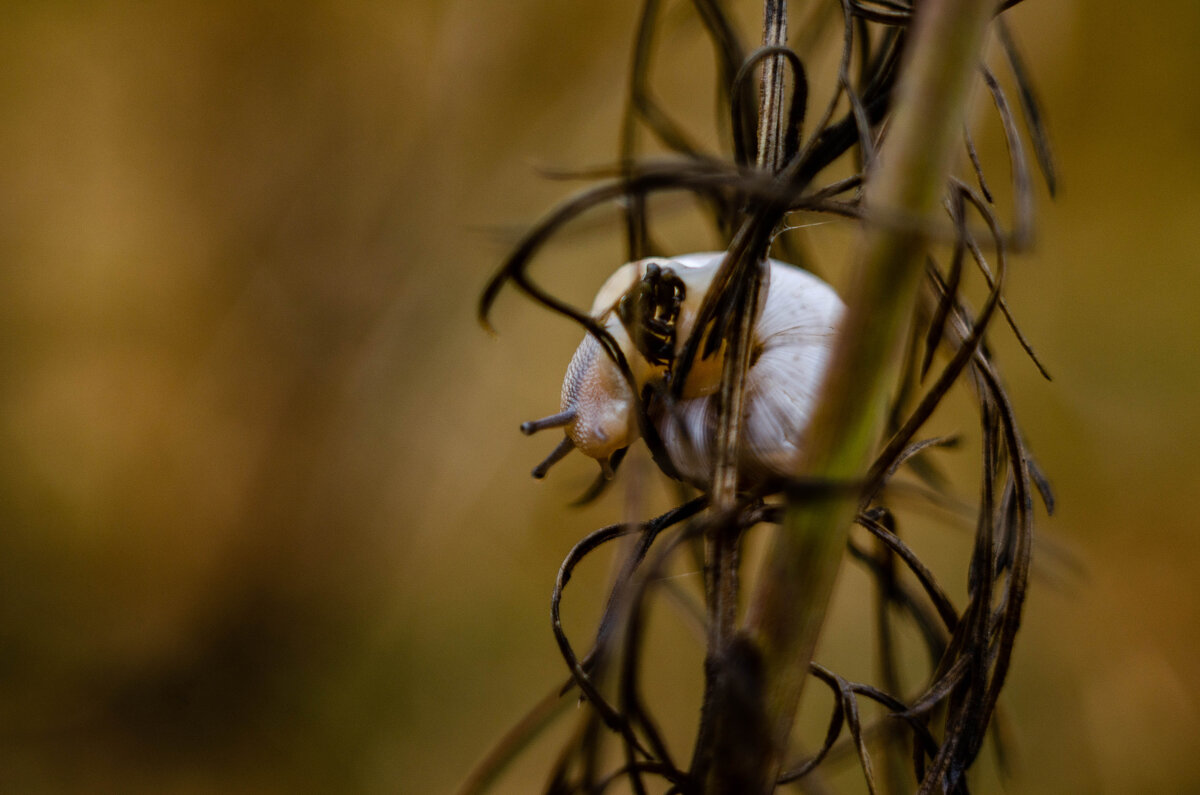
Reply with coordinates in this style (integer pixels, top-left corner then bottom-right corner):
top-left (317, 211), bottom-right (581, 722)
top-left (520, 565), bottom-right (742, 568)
top-left (521, 410), bottom-right (577, 436)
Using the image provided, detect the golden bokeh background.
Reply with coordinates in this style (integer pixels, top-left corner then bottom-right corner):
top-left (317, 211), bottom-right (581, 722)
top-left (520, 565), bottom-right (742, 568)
top-left (1, 1), bottom-right (1198, 792)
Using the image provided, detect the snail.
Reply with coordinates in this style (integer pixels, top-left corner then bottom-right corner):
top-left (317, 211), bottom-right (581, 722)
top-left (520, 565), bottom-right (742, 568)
top-left (522, 252), bottom-right (844, 488)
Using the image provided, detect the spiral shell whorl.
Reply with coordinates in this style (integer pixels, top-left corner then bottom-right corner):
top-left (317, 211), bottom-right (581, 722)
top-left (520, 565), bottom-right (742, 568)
top-left (656, 261), bottom-right (844, 485)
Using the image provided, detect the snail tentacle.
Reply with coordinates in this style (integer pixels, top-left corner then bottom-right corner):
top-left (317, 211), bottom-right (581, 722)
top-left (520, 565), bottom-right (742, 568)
top-left (532, 436), bottom-right (576, 480)
top-left (521, 410), bottom-right (576, 436)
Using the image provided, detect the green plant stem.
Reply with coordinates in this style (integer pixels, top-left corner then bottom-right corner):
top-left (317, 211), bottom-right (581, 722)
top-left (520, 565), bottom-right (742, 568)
top-left (743, 0), bottom-right (1002, 789)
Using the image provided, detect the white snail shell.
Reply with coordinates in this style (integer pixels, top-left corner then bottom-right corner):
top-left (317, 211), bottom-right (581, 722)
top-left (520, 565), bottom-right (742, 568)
top-left (524, 252), bottom-right (844, 487)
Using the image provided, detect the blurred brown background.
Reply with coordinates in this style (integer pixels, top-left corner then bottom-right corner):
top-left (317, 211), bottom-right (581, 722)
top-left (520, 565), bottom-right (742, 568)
top-left (1, 1), bottom-right (1198, 792)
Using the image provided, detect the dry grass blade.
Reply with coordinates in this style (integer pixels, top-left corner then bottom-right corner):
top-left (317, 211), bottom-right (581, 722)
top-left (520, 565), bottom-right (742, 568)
top-left (981, 66), bottom-right (1034, 248)
top-left (996, 19), bottom-right (1057, 195)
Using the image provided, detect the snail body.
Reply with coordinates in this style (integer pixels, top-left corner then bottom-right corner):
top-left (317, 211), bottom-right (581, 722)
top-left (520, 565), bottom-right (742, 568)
top-left (523, 252), bottom-right (844, 487)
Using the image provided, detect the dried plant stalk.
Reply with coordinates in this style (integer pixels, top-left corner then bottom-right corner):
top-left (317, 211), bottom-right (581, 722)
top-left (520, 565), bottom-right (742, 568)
top-left (469, 0), bottom-right (1055, 792)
